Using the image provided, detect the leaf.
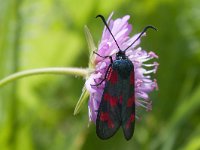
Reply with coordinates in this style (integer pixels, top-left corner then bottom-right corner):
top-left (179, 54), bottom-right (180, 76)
top-left (84, 25), bottom-right (97, 68)
top-left (180, 125), bottom-right (200, 150)
top-left (73, 26), bottom-right (96, 115)
top-left (183, 137), bottom-right (200, 150)
top-left (152, 85), bottom-right (200, 150)
top-left (74, 86), bottom-right (89, 115)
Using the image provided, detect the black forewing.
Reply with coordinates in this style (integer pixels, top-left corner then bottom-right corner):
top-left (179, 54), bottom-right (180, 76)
top-left (121, 69), bottom-right (135, 141)
top-left (96, 67), bottom-right (122, 139)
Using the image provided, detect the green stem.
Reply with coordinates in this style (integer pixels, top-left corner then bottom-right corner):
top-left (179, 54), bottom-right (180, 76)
top-left (0, 67), bottom-right (89, 87)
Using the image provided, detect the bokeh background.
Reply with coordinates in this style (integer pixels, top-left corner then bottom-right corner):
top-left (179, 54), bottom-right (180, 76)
top-left (1, 0), bottom-right (200, 150)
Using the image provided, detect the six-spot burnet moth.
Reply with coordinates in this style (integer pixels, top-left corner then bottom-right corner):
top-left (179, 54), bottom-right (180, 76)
top-left (92, 15), bottom-right (157, 140)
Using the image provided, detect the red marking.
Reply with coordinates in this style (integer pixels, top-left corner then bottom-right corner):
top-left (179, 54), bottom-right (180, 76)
top-left (106, 68), bottom-right (112, 81)
top-left (110, 97), bottom-right (117, 107)
top-left (127, 95), bottom-right (135, 107)
top-left (104, 93), bottom-right (117, 107)
top-left (108, 120), bottom-right (114, 128)
top-left (104, 93), bottom-right (110, 100)
top-left (100, 112), bottom-right (109, 121)
top-left (100, 112), bottom-right (114, 128)
top-left (130, 70), bottom-right (134, 85)
top-left (107, 69), bottom-right (118, 84)
top-left (110, 70), bottom-right (118, 84)
top-left (106, 68), bottom-right (112, 80)
top-left (126, 114), bottom-right (135, 129)
top-left (119, 95), bottom-right (123, 104)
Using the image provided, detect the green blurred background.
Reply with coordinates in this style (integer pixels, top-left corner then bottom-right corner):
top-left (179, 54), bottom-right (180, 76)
top-left (1, 0), bottom-right (200, 150)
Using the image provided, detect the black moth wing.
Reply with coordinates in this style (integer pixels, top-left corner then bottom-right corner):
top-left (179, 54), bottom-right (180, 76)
top-left (121, 67), bottom-right (135, 141)
top-left (96, 59), bottom-right (135, 140)
top-left (96, 66), bottom-right (122, 139)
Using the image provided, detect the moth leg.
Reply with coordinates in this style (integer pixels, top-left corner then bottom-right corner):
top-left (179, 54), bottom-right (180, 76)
top-left (93, 51), bottom-right (113, 63)
top-left (91, 64), bottom-right (112, 86)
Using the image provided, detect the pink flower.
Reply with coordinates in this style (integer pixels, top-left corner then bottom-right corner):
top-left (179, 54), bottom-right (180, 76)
top-left (85, 13), bottom-right (158, 123)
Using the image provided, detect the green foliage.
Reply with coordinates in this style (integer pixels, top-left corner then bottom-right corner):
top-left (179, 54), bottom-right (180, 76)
top-left (0, 0), bottom-right (200, 149)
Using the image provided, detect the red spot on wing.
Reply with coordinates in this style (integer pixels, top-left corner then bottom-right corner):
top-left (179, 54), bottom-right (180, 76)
top-left (100, 112), bottom-right (114, 128)
top-left (107, 69), bottom-right (118, 84)
top-left (119, 95), bottom-right (123, 105)
top-left (110, 97), bottom-right (118, 107)
top-left (106, 68), bottom-right (112, 81)
top-left (130, 70), bottom-right (134, 85)
top-left (104, 93), bottom-right (110, 100)
top-left (126, 114), bottom-right (135, 129)
top-left (127, 95), bottom-right (135, 107)
top-left (108, 120), bottom-right (114, 128)
top-left (100, 112), bottom-right (109, 121)
top-left (104, 93), bottom-right (117, 107)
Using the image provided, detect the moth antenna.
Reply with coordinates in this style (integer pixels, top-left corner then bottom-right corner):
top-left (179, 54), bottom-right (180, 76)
top-left (96, 15), bottom-right (121, 51)
top-left (124, 25), bottom-right (157, 52)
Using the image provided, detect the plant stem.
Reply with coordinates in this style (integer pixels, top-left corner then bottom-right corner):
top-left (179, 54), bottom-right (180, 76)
top-left (0, 67), bottom-right (89, 87)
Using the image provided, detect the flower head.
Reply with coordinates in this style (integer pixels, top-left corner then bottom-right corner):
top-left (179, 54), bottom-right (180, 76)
top-left (85, 13), bottom-right (158, 123)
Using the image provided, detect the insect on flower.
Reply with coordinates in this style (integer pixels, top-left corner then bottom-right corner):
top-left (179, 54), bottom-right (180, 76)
top-left (85, 13), bottom-right (158, 140)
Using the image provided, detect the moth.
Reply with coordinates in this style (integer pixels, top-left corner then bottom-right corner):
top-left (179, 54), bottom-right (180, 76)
top-left (92, 15), bottom-right (156, 140)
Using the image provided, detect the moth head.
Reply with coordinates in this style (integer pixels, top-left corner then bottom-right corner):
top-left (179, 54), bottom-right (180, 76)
top-left (116, 50), bottom-right (126, 60)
